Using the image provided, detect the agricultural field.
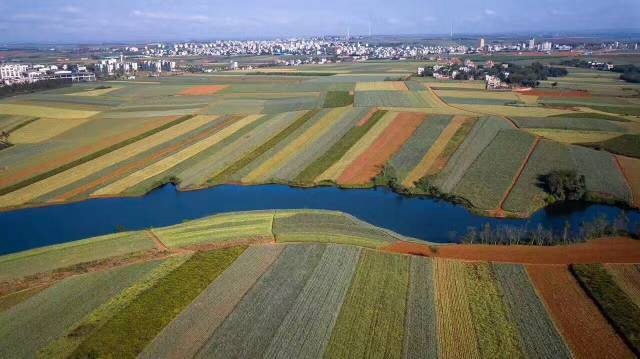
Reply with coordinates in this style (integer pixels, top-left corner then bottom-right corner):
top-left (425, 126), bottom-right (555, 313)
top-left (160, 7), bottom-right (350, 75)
top-left (0, 61), bottom-right (639, 217)
top-left (1, 210), bottom-right (640, 357)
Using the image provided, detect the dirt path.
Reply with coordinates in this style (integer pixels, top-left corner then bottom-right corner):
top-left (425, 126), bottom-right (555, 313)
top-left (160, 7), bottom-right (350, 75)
top-left (146, 230), bottom-right (169, 251)
top-left (613, 154), bottom-right (635, 206)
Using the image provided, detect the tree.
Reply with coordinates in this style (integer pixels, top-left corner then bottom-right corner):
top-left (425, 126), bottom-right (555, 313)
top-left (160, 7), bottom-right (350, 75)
top-left (542, 170), bottom-right (586, 201)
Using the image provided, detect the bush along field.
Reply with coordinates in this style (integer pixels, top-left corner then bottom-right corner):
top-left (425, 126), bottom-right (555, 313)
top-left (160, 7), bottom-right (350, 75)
top-left (0, 63), bottom-right (638, 216)
top-left (1, 209), bottom-right (640, 358)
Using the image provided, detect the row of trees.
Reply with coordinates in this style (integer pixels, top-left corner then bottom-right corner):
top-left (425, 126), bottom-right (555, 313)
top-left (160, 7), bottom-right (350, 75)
top-left (497, 62), bottom-right (568, 87)
top-left (559, 59), bottom-right (640, 83)
top-left (0, 79), bottom-right (72, 98)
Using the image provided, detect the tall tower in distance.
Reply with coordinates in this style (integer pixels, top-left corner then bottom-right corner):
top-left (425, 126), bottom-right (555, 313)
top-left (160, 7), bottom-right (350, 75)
top-left (480, 38), bottom-right (485, 49)
top-left (529, 38), bottom-right (535, 49)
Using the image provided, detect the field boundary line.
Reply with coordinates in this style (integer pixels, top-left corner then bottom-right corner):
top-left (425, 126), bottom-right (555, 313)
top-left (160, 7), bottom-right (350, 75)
top-left (503, 116), bottom-right (520, 128)
top-left (146, 230), bottom-right (169, 251)
top-left (612, 155), bottom-right (635, 206)
top-left (496, 136), bottom-right (541, 215)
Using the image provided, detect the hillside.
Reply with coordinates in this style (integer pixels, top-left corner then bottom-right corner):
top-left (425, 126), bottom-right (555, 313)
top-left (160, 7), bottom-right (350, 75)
top-left (1, 210), bottom-right (639, 358)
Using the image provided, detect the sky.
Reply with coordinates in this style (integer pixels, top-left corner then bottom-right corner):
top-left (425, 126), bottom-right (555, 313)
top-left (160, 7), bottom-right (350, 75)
top-left (1, 0), bottom-right (639, 43)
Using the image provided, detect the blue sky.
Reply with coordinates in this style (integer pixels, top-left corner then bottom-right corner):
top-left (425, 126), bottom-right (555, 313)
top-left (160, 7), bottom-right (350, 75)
top-left (1, 0), bottom-right (639, 43)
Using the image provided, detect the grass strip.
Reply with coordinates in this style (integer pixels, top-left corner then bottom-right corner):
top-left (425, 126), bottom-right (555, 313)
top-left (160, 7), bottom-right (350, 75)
top-left (582, 134), bottom-right (640, 159)
top-left (247, 72), bottom-right (337, 76)
top-left (323, 91), bottom-right (354, 107)
top-left (325, 249), bottom-right (409, 359)
top-left (572, 264), bottom-right (640, 355)
top-left (549, 111), bottom-right (629, 122)
top-left (70, 246), bottom-right (246, 358)
top-left (208, 110), bottom-right (318, 184)
top-left (6, 117), bottom-right (39, 134)
top-left (404, 257), bottom-right (438, 359)
top-left (0, 114), bottom-right (195, 196)
top-left (295, 110), bottom-right (387, 183)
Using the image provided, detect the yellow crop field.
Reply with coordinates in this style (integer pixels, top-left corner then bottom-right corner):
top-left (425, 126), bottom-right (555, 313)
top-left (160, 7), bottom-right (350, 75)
top-left (242, 107), bottom-right (348, 182)
top-left (456, 104), bottom-right (572, 117)
top-left (435, 89), bottom-right (520, 101)
top-left (434, 258), bottom-right (481, 359)
top-left (426, 81), bottom-right (486, 90)
top-left (10, 118), bottom-right (92, 144)
top-left (526, 129), bottom-right (621, 144)
top-left (402, 116), bottom-right (467, 187)
top-left (355, 81), bottom-right (408, 91)
top-left (0, 115), bottom-right (219, 208)
top-left (67, 87), bottom-right (121, 97)
top-left (0, 104), bottom-right (99, 119)
top-left (516, 94), bottom-right (539, 105)
top-left (93, 115), bottom-right (262, 195)
top-left (315, 111), bottom-right (396, 182)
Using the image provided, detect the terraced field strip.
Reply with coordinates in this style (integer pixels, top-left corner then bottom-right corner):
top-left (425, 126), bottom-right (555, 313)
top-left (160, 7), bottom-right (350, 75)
top-left (572, 264), bottom-right (640, 355)
top-left (243, 108), bottom-right (348, 182)
top-left (433, 117), bottom-right (512, 192)
top-left (527, 129), bottom-right (621, 144)
top-left (493, 264), bottom-right (571, 359)
top-left (71, 247), bottom-right (246, 358)
top-left (526, 264), bottom-right (633, 358)
top-left (67, 87), bottom-right (121, 96)
top-left (9, 118), bottom-right (93, 144)
top-left (140, 245), bottom-right (284, 359)
top-left (435, 89), bottom-right (520, 101)
top-left (456, 104), bottom-right (573, 117)
top-left (433, 258), bottom-right (481, 359)
top-left (273, 107), bottom-right (367, 181)
top-left (273, 211), bottom-right (398, 248)
top-left (0, 103), bottom-right (99, 119)
top-left (0, 115), bottom-right (179, 192)
top-left (295, 110), bottom-right (386, 183)
top-left (570, 145), bottom-right (632, 202)
top-left (0, 231), bottom-right (156, 282)
top-left (453, 129), bottom-right (537, 210)
top-left (402, 115), bottom-right (468, 187)
top-left (604, 264), bottom-right (640, 308)
top-left (325, 250), bottom-right (409, 359)
top-left (497, 136), bottom-right (540, 213)
top-left (355, 81), bottom-right (408, 91)
top-left (154, 211), bottom-right (275, 248)
top-left (92, 115), bottom-right (260, 196)
top-left (0, 260), bottom-right (162, 358)
top-left (0, 115), bottom-right (217, 208)
top-left (316, 111), bottom-right (396, 182)
top-left (389, 115), bottom-right (450, 183)
top-left (196, 244), bottom-right (325, 358)
top-left (421, 116), bottom-right (476, 178)
top-left (337, 111), bottom-right (424, 185)
top-left (41, 256), bottom-right (188, 358)
top-left (53, 116), bottom-right (242, 201)
top-left (264, 245), bottom-right (361, 358)
top-left (615, 155), bottom-right (640, 207)
top-left (404, 256), bottom-right (438, 359)
top-left (464, 263), bottom-right (524, 358)
top-left (209, 110), bottom-right (318, 184)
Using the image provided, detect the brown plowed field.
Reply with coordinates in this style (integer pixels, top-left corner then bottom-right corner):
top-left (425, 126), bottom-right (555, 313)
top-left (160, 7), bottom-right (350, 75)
top-left (356, 108), bottom-right (379, 127)
top-left (179, 85), bottom-right (229, 96)
top-left (526, 265), bottom-right (634, 358)
top-left (435, 237), bottom-right (640, 264)
top-left (384, 241), bottom-right (434, 256)
top-left (337, 112), bottom-right (424, 185)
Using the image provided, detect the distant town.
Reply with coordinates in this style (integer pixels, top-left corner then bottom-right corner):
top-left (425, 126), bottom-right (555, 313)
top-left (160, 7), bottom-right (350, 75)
top-left (1, 35), bottom-right (639, 87)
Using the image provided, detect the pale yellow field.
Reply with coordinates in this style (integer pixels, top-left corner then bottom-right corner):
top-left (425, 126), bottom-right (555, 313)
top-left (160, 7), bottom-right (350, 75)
top-left (0, 115), bottom-right (219, 208)
top-left (426, 81), bottom-right (486, 89)
top-left (378, 106), bottom-right (471, 115)
top-left (315, 111), bottom-right (397, 182)
top-left (419, 90), bottom-right (446, 108)
top-left (435, 89), bottom-right (520, 101)
top-left (242, 107), bottom-right (349, 182)
top-left (92, 115), bottom-right (262, 195)
top-left (105, 81), bottom-right (161, 85)
top-left (456, 104), bottom-right (572, 117)
top-left (526, 129), bottom-right (622, 144)
top-left (355, 81), bottom-right (408, 91)
top-left (10, 118), bottom-right (92, 144)
top-left (402, 116), bottom-right (466, 187)
top-left (516, 93), bottom-right (540, 105)
top-left (434, 258), bottom-right (481, 359)
top-left (66, 87), bottom-right (121, 97)
top-left (0, 104), bottom-right (99, 119)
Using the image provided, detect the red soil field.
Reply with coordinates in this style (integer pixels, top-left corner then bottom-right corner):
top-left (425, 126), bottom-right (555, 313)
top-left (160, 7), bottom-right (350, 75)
top-left (0, 116), bottom-right (178, 191)
top-left (384, 241), bottom-right (434, 257)
top-left (526, 265), bottom-right (634, 358)
top-left (52, 117), bottom-right (237, 201)
top-left (615, 155), bottom-right (640, 207)
top-left (516, 89), bottom-right (591, 98)
top-left (338, 112), bottom-right (424, 185)
top-left (356, 108), bottom-right (379, 127)
top-left (435, 237), bottom-right (640, 264)
top-left (179, 85), bottom-right (229, 96)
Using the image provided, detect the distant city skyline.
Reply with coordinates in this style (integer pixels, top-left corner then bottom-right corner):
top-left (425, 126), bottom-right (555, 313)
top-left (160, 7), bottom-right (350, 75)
top-left (1, 0), bottom-right (639, 43)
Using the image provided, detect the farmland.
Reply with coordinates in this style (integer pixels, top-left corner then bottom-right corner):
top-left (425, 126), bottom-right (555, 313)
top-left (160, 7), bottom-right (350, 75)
top-left (0, 62), bottom-right (638, 215)
top-left (1, 209), bottom-right (640, 357)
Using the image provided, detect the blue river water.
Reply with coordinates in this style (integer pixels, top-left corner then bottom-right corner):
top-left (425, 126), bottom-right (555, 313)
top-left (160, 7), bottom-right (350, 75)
top-left (0, 184), bottom-right (638, 255)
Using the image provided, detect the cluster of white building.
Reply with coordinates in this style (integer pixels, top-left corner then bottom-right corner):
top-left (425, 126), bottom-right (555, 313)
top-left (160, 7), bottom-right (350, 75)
top-left (0, 63), bottom-right (95, 85)
top-left (94, 56), bottom-right (177, 76)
